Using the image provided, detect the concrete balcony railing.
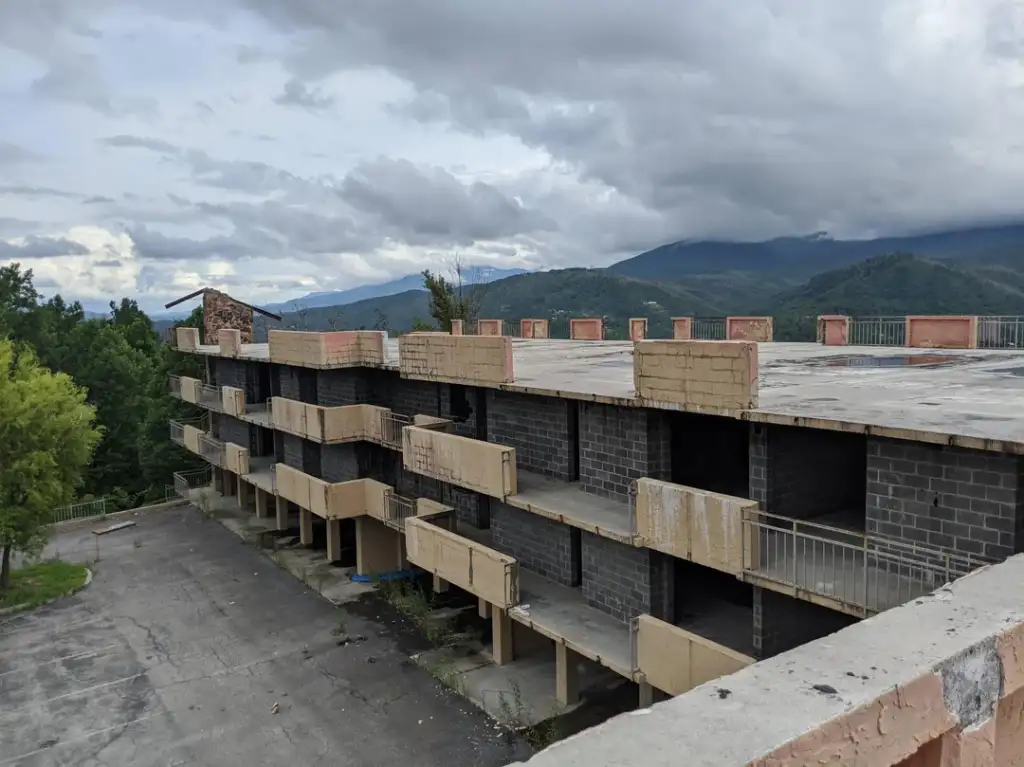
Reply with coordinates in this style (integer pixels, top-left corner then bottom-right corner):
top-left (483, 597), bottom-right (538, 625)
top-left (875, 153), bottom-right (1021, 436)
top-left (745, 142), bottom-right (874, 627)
top-left (169, 416), bottom-right (207, 447)
top-left (270, 397), bottom-right (453, 448)
top-left (275, 464), bottom-right (389, 520)
top-left (405, 516), bottom-right (520, 608)
top-left (402, 425), bottom-right (517, 499)
top-left (198, 433), bottom-right (225, 467)
top-left (173, 375), bottom-right (203, 404)
top-left (741, 509), bottom-right (991, 617)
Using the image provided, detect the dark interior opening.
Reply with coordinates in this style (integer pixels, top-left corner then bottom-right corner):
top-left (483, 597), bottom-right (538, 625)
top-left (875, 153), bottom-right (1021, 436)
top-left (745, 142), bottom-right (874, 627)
top-left (256, 363), bottom-right (271, 403)
top-left (448, 384), bottom-right (472, 422)
top-left (669, 412), bottom-right (749, 497)
top-left (273, 431), bottom-right (285, 463)
top-left (269, 366), bottom-right (281, 398)
top-left (298, 369), bottom-right (317, 404)
top-left (254, 425), bottom-right (274, 456)
top-left (673, 557), bottom-right (754, 656)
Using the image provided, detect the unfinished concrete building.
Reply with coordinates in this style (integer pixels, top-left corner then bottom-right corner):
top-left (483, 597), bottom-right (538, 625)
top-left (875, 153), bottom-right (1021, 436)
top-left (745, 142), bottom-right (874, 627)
top-left (167, 316), bottom-right (1022, 720)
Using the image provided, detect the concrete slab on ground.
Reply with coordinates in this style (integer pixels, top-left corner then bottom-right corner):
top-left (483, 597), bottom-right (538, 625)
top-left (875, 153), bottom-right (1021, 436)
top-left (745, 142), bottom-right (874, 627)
top-left (0, 506), bottom-right (529, 767)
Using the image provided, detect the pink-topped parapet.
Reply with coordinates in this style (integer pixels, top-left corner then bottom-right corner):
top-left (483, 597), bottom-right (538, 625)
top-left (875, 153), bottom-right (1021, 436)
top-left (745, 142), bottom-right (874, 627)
top-left (630, 318), bottom-right (648, 341)
top-left (726, 316), bottom-right (774, 342)
top-left (906, 315), bottom-right (978, 349)
top-left (817, 315), bottom-right (850, 345)
top-left (570, 317), bottom-right (604, 340)
top-left (672, 317), bottom-right (693, 340)
top-left (478, 319), bottom-right (503, 336)
top-left (450, 319), bottom-right (463, 336)
top-left (521, 318), bottom-right (549, 339)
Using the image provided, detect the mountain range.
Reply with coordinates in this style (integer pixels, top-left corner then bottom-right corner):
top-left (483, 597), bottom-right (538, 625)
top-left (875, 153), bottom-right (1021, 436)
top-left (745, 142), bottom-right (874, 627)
top-left (149, 222), bottom-right (1024, 341)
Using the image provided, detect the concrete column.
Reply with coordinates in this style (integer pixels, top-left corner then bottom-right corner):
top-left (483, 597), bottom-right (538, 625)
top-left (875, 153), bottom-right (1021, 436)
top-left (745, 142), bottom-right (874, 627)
top-left (555, 643), bottom-right (580, 706)
top-left (355, 517), bottom-right (403, 576)
top-left (299, 509), bottom-right (314, 546)
top-left (326, 519), bottom-right (342, 563)
top-left (492, 608), bottom-right (514, 666)
top-left (275, 495), bottom-right (288, 530)
top-left (478, 597), bottom-right (492, 620)
top-left (254, 488), bottom-right (270, 519)
top-left (224, 471), bottom-right (237, 497)
top-left (432, 575), bottom-right (449, 594)
top-left (213, 468), bottom-right (224, 493)
top-left (638, 681), bottom-right (655, 709)
top-left (237, 477), bottom-right (249, 508)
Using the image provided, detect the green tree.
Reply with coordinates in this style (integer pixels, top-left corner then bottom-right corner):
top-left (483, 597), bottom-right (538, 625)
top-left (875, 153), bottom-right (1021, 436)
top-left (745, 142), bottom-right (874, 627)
top-left (422, 261), bottom-right (483, 331)
top-left (0, 339), bottom-right (101, 593)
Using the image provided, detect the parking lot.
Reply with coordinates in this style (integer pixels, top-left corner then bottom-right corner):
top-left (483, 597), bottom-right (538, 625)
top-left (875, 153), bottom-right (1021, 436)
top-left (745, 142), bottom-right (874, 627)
top-left (0, 506), bottom-right (529, 766)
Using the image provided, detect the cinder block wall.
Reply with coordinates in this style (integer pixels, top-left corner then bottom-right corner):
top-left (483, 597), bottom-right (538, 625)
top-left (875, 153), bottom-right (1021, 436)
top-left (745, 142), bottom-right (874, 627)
top-left (440, 384), bottom-right (482, 439)
top-left (218, 414), bottom-right (252, 449)
top-left (211, 358), bottom-right (245, 390)
top-left (322, 443), bottom-right (360, 483)
top-left (749, 424), bottom-right (866, 519)
top-left (278, 366), bottom-right (303, 401)
top-left (486, 391), bottom-right (574, 480)
top-left (317, 369), bottom-right (371, 406)
top-left (370, 370), bottom-right (441, 416)
top-left (282, 433), bottom-right (304, 471)
top-left (491, 503), bottom-right (580, 586)
top-left (753, 586), bottom-right (856, 659)
top-left (581, 532), bottom-right (673, 623)
top-left (579, 404), bottom-right (671, 502)
top-left (866, 438), bottom-right (1022, 560)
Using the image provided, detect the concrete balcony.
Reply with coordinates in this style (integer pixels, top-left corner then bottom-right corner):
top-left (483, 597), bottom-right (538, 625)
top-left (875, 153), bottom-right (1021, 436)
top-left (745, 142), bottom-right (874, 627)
top-left (269, 397), bottom-right (452, 448)
top-left (198, 433), bottom-right (225, 467)
top-left (169, 416), bottom-right (206, 447)
top-left (402, 425), bottom-right (517, 499)
top-left (741, 509), bottom-right (992, 617)
top-left (173, 375), bottom-right (203, 404)
top-left (405, 516), bottom-right (519, 608)
top-left (274, 464), bottom-right (388, 520)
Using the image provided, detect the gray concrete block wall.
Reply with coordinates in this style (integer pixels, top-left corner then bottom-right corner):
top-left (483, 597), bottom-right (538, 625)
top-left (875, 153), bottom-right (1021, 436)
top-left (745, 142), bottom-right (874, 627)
top-left (322, 443), bottom-right (360, 483)
top-left (866, 438), bottom-right (1021, 560)
top-left (491, 503), bottom-right (579, 586)
top-left (581, 532), bottom-right (667, 623)
top-left (753, 586), bottom-right (856, 659)
top-left (212, 358), bottom-right (246, 390)
top-left (218, 414), bottom-right (252, 450)
top-left (486, 391), bottom-right (573, 480)
top-left (282, 434), bottom-right (304, 471)
top-left (579, 404), bottom-right (672, 502)
top-left (372, 370), bottom-right (440, 417)
top-left (749, 424), bottom-right (865, 517)
top-left (316, 369), bottom-right (370, 406)
top-left (440, 384), bottom-right (480, 439)
top-left (278, 365), bottom-right (302, 401)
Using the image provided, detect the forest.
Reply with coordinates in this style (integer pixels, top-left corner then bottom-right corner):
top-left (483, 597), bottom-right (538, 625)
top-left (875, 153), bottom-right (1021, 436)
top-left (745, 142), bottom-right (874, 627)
top-left (0, 263), bottom-right (204, 511)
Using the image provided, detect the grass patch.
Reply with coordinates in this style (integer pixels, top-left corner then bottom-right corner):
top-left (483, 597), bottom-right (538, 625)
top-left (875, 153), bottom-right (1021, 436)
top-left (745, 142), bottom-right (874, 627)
top-left (0, 561), bottom-right (89, 611)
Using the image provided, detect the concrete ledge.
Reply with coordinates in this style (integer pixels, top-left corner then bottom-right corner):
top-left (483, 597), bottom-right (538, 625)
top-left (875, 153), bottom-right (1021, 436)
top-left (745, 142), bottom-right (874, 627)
top-left (399, 334), bottom-right (514, 385)
top-left (634, 340), bottom-right (758, 411)
top-left (268, 329), bottom-right (385, 367)
top-left (726, 316), bottom-right (773, 342)
top-left (512, 555), bottom-right (1024, 767)
top-left (402, 425), bottom-right (517, 499)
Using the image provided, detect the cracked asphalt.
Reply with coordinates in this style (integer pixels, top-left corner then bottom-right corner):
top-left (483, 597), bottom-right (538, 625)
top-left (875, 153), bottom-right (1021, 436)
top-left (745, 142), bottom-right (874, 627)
top-left (0, 506), bottom-right (531, 766)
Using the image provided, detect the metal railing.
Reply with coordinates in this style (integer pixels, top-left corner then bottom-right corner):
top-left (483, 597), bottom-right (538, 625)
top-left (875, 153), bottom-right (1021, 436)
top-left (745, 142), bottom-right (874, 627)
top-left (383, 490), bottom-right (416, 531)
top-left (977, 316), bottom-right (1024, 348)
top-left (169, 415), bottom-right (207, 446)
top-left (198, 433), bottom-right (225, 466)
top-left (173, 467), bottom-right (213, 498)
top-left (380, 411), bottom-right (413, 450)
top-left (168, 375), bottom-right (181, 397)
top-left (848, 316), bottom-right (906, 346)
top-left (741, 509), bottom-right (989, 616)
top-left (504, 321), bottom-right (522, 338)
top-left (692, 317), bottom-right (726, 340)
top-left (51, 498), bottom-right (109, 524)
top-left (198, 383), bottom-right (222, 411)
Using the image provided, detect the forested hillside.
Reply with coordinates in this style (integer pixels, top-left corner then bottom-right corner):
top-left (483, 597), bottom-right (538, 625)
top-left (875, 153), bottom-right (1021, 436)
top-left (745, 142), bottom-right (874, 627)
top-left (0, 263), bottom-right (204, 509)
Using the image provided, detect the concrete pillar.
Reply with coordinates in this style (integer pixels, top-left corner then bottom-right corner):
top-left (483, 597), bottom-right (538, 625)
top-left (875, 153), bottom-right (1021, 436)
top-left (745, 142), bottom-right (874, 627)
top-left (355, 517), bottom-right (403, 575)
top-left (254, 488), bottom-right (270, 518)
top-left (237, 477), bottom-right (249, 508)
top-left (478, 597), bottom-right (492, 620)
top-left (213, 468), bottom-right (224, 494)
top-left (275, 495), bottom-right (288, 530)
top-left (638, 681), bottom-right (655, 709)
top-left (224, 472), bottom-right (237, 497)
top-left (492, 608), bottom-right (514, 666)
top-left (299, 509), bottom-right (314, 546)
top-left (555, 643), bottom-right (580, 706)
top-left (326, 519), bottom-right (342, 563)
top-left (432, 575), bottom-right (449, 594)
top-left (451, 319), bottom-right (463, 336)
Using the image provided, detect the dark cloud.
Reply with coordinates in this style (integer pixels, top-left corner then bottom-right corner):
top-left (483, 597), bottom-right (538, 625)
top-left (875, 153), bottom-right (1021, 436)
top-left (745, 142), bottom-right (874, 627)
top-left (274, 78), bottom-right (333, 110)
top-left (94, 258), bottom-right (123, 267)
top-left (128, 224), bottom-right (259, 261)
top-left (83, 195), bottom-right (116, 204)
top-left (0, 141), bottom-right (43, 165)
top-left (0, 235), bottom-right (89, 259)
top-left (0, 184), bottom-right (82, 199)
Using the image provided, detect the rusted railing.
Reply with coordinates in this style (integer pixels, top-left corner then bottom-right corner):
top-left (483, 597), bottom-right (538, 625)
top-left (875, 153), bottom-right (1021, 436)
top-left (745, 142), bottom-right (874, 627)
top-left (742, 509), bottom-right (989, 616)
top-left (847, 316), bottom-right (906, 346)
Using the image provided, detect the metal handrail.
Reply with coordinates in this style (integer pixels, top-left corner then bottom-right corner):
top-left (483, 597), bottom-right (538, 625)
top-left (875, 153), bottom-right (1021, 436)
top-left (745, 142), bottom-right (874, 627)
top-left (741, 509), bottom-right (990, 615)
top-left (198, 383), bottom-right (222, 411)
top-left (691, 317), bottom-right (726, 340)
top-left (977, 315), bottom-right (1024, 348)
top-left (383, 490), bottom-right (416, 531)
top-left (173, 467), bottom-right (212, 498)
top-left (380, 411), bottom-right (412, 450)
top-left (51, 498), bottom-right (108, 524)
top-left (198, 433), bottom-right (225, 466)
top-left (168, 375), bottom-right (181, 397)
top-left (847, 316), bottom-right (906, 346)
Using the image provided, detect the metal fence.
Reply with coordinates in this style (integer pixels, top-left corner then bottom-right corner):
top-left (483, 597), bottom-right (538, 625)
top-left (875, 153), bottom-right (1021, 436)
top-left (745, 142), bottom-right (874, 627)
top-left (742, 509), bottom-right (988, 616)
top-left (380, 411), bottom-right (412, 450)
top-left (198, 434), bottom-right (225, 466)
top-left (847, 316), bottom-right (906, 346)
top-left (692, 317), bottom-right (726, 340)
top-left (168, 375), bottom-right (181, 397)
top-left (173, 467), bottom-right (212, 498)
top-left (198, 383), bottom-right (222, 411)
top-left (50, 498), bottom-right (109, 524)
top-left (977, 316), bottom-right (1024, 348)
top-left (383, 490), bottom-right (416, 531)
top-left (170, 419), bottom-right (187, 446)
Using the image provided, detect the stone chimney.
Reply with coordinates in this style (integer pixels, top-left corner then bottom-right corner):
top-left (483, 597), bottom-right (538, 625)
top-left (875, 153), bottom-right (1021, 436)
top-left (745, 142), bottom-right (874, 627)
top-left (203, 290), bottom-right (254, 344)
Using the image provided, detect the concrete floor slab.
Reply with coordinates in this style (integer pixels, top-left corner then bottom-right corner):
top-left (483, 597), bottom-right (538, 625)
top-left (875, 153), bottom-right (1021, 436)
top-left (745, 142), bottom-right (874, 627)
top-left (507, 473), bottom-right (632, 544)
top-left (0, 507), bottom-right (529, 766)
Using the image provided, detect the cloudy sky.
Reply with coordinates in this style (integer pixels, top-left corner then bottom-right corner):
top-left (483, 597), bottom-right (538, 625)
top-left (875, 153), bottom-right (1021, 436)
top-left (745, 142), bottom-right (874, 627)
top-left (2, 0), bottom-right (1023, 312)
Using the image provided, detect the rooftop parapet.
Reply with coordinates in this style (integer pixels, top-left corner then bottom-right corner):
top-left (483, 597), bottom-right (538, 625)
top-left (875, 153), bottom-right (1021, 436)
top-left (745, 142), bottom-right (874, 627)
top-left (268, 329), bottom-right (385, 368)
top-left (633, 340), bottom-right (758, 413)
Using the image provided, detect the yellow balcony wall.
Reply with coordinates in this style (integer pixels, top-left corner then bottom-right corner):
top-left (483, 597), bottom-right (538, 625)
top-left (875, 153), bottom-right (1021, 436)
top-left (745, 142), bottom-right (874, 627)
top-left (634, 478), bottom-right (757, 575)
top-left (221, 386), bottom-right (245, 418)
top-left (224, 443), bottom-right (250, 475)
top-left (275, 465), bottom-right (392, 520)
top-left (405, 518), bottom-right (519, 608)
top-left (402, 426), bottom-right (517, 499)
top-left (634, 615), bottom-right (753, 697)
top-left (180, 377), bottom-right (202, 404)
top-left (182, 424), bottom-right (203, 454)
top-left (270, 398), bottom-right (390, 444)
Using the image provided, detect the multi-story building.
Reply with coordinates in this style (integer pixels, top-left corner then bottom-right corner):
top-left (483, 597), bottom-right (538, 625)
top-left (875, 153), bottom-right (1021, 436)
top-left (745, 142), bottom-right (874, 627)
top-left (168, 300), bottom-right (1020, 715)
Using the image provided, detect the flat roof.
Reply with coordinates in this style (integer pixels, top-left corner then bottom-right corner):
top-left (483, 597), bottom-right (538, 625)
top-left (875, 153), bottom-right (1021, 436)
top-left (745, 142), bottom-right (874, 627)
top-left (191, 340), bottom-right (1024, 453)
